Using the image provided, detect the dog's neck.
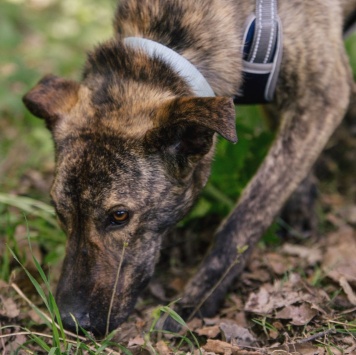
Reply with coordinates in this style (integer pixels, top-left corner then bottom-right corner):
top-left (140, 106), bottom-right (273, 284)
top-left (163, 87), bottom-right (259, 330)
top-left (114, 0), bottom-right (255, 96)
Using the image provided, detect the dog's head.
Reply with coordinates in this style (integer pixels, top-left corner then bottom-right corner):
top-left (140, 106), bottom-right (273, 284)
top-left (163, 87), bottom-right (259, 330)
top-left (23, 40), bottom-right (236, 335)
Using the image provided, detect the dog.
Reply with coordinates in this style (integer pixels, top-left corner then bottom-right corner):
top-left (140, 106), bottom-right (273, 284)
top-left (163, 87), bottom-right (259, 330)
top-left (23, 0), bottom-right (356, 336)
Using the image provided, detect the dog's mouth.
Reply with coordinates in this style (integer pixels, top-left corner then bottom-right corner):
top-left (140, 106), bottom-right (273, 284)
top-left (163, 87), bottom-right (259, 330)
top-left (59, 307), bottom-right (130, 337)
top-left (56, 287), bottom-right (140, 336)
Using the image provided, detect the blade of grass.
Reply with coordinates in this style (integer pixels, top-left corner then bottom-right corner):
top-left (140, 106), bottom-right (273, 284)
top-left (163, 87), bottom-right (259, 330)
top-left (0, 193), bottom-right (57, 227)
top-left (10, 248), bottom-right (63, 348)
top-left (9, 248), bottom-right (50, 312)
top-left (154, 305), bottom-right (202, 354)
top-left (26, 234), bottom-right (67, 343)
top-left (20, 217), bottom-right (67, 346)
top-left (29, 333), bottom-right (51, 352)
top-left (106, 239), bottom-right (128, 336)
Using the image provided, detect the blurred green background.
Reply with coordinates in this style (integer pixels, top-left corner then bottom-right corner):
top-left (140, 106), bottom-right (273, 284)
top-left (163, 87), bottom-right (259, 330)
top-left (1, 0), bottom-right (356, 273)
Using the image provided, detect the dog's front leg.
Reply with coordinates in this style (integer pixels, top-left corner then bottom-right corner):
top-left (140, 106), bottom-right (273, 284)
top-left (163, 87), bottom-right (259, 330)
top-left (176, 50), bottom-right (353, 321)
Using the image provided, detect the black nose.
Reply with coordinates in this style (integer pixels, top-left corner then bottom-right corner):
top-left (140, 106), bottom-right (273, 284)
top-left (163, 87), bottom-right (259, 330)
top-left (60, 309), bottom-right (91, 334)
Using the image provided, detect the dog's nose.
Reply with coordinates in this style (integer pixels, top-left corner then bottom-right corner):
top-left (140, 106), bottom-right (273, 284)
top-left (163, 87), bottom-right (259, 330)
top-left (60, 309), bottom-right (91, 333)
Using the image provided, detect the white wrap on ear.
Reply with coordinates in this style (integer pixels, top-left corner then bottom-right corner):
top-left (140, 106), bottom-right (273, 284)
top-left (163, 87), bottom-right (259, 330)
top-left (124, 37), bottom-right (215, 97)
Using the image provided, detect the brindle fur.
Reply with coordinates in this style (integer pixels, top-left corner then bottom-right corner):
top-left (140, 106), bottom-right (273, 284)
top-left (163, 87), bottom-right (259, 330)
top-left (23, 0), bottom-right (356, 335)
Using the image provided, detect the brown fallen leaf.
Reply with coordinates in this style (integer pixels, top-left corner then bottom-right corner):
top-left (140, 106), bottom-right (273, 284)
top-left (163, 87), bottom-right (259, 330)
top-left (322, 227), bottom-right (356, 285)
top-left (0, 296), bottom-right (20, 318)
top-left (244, 285), bottom-right (302, 315)
top-left (202, 339), bottom-right (239, 355)
top-left (265, 252), bottom-right (295, 275)
top-left (196, 325), bottom-right (221, 338)
top-left (244, 273), bottom-right (328, 323)
top-left (244, 286), bottom-right (271, 315)
top-left (337, 204), bottom-right (356, 225)
top-left (219, 322), bottom-right (256, 347)
top-left (282, 243), bottom-right (322, 265)
top-left (0, 280), bottom-right (9, 292)
top-left (28, 309), bottom-right (44, 324)
top-left (0, 331), bottom-right (27, 354)
top-left (339, 276), bottom-right (356, 306)
top-left (203, 317), bottom-right (221, 326)
top-left (149, 281), bottom-right (168, 301)
top-left (267, 343), bottom-right (324, 355)
top-left (127, 335), bottom-right (145, 347)
top-left (156, 340), bottom-right (172, 355)
top-left (274, 303), bottom-right (317, 326)
top-left (187, 317), bottom-right (203, 331)
top-left (113, 321), bottom-right (141, 343)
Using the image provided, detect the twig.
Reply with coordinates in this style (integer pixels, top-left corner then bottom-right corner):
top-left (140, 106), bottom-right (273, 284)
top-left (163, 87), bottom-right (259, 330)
top-left (296, 328), bottom-right (336, 344)
top-left (0, 325), bottom-right (6, 355)
top-left (106, 240), bottom-right (128, 337)
top-left (0, 331), bottom-right (64, 340)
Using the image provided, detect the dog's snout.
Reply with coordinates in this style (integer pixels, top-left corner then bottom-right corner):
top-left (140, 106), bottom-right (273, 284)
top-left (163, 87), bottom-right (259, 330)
top-left (60, 307), bottom-right (91, 333)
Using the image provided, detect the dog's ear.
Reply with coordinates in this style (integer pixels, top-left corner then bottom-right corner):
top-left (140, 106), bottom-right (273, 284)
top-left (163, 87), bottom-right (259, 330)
top-left (23, 74), bottom-right (80, 131)
top-left (145, 97), bottom-right (237, 175)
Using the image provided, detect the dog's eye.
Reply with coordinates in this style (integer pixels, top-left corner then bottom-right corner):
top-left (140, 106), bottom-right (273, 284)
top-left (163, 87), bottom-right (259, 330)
top-left (110, 210), bottom-right (129, 225)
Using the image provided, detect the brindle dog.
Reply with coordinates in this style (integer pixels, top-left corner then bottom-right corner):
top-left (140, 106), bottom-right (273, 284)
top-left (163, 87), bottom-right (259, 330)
top-left (23, 0), bottom-right (356, 336)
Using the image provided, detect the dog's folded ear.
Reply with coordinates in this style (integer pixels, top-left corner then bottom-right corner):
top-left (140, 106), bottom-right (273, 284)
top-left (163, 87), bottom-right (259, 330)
top-left (145, 96), bottom-right (237, 177)
top-left (22, 74), bottom-right (80, 131)
top-left (145, 96), bottom-right (237, 152)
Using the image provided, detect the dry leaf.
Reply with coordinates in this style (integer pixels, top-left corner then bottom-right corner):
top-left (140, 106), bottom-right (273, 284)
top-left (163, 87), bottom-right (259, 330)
top-left (127, 335), bottom-right (145, 347)
top-left (169, 277), bottom-right (186, 293)
top-left (0, 296), bottom-right (20, 318)
top-left (243, 269), bottom-right (270, 282)
top-left (244, 273), bottom-right (327, 322)
top-left (1, 333), bottom-right (27, 354)
top-left (322, 227), bottom-right (356, 285)
top-left (148, 281), bottom-right (167, 301)
top-left (113, 321), bottom-right (141, 343)
top-left (274, 303), bottom-right (317, 325)
top-left (204, 317), bottom-right (220, 326)
top-left (244, 286), bottom-right (271, 314)
top-left (196, 325), bottom-right (221, 338)
top-left (156, 340), bottom-right (172, 354)
top-left (0, 280), bottom-right (9, 291)
top-left (28, 309), bottom-right (44, 324)
top-left (202, 339), bottom-right (240, 355)
top-left (244, 285), bottom-right (301, 315)
top-left (282, 243), bottom-right (322, 265)
top-left (187, 317), bottom-right (203, 330)
top-left (339, 276), bottom-right (356, 306)
top-left (268, 343), bottom-right (324, 355)
top-left (265, 252), bottom-right (294, 275)
top-left (338, 204), bottom-right (356, 225)
top-left (220, 322), bottom-right (256, 346)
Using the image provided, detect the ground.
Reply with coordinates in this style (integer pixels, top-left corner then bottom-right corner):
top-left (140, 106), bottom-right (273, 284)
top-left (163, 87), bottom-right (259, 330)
top-left (0, 0), bottom-right (356, 354)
